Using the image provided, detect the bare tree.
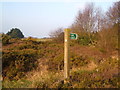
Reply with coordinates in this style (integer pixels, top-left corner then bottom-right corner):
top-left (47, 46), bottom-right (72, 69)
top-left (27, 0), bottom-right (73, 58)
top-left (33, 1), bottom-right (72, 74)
top-left (95, 7), bottom-right (105, 31)
top-left (49, 27), bottom-right (64, 43)
top-left (106, 1), bottom-right (120, 25)
top-left (75, 3), bottom-right (97, 32)
top-left (72, 3), bottom-right (104, 44)
top-left (97, 2), bottom-right (119, 52)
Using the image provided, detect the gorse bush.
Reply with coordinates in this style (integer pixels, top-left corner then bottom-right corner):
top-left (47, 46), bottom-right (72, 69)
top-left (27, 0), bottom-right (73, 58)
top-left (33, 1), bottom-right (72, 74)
top-left (2, 39), bottom-right (64, 80)
top-left (48, 53), bottom-right (64, 71)
top-left (77, 35), bottom-right (91, 45)
top-left (75, 32), bottom-right (98, 46)
top-left (2, 49), bottom-right (38, 80)
top-left (70, 68), bottom-right (119, 88)
top-left (70, 54), bottom-right (89, 67)
top-left (2, 34), bottom-right (11, 45)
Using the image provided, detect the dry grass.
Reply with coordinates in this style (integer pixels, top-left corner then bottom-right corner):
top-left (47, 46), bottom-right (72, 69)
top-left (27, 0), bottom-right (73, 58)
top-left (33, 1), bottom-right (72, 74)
top-left (25, 58), bottom-right (64, 88)
top-left (25, 70), bottom-right (64, 88)
top-left (71, 60), bottom-right (97, 73)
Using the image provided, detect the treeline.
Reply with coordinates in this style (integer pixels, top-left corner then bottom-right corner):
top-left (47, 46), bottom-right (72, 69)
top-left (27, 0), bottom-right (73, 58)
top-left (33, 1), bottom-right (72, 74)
top-left (50, 2), bottom-right (119, 51)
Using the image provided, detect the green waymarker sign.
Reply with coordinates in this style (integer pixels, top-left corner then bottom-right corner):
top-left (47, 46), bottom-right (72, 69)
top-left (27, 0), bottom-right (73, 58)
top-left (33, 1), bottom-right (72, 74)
top-left (70, 33), bottom-right (78, 39)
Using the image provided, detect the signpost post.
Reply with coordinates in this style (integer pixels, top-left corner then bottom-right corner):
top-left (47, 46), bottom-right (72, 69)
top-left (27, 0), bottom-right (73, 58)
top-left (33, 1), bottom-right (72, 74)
top-left (64, 28), bottom-right (70, 83)
top-left (64, 29), bottom-right (78, 83)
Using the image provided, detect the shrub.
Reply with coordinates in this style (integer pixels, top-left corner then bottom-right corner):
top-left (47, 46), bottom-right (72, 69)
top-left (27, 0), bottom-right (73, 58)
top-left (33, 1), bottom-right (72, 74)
top-left (2, 49), bottom-right (38, 80)
top-left (7, 28), bottom-right (24, 38)
top-left (48, 52), bottom-right (64, 71)
top-left (76, 32), bottom-right (98, 46)
top-left (97, 23), bottom-right (118, 52)
top-left (2, 34), bottom-right (11, 45)
top-left (70, 54), bottom-right (89, 67)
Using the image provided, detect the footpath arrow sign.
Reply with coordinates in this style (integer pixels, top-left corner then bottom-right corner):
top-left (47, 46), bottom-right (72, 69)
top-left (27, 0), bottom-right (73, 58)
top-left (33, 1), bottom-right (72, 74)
top-left (70, 33), bottom-right (78, 39)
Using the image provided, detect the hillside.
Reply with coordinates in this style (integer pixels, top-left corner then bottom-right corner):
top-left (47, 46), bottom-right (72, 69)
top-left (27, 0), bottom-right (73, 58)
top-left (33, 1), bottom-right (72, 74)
top-left (2, 36), bottom-right (119, 88)
top-left (1, 1), bottom-right (119, 88)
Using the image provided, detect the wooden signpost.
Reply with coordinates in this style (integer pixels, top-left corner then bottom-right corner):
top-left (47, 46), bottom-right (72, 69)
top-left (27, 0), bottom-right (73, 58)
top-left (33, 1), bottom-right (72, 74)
top-left (64, 28), bottom-right (70, 83)
top-left (64, 28), bottom-right (77, 83)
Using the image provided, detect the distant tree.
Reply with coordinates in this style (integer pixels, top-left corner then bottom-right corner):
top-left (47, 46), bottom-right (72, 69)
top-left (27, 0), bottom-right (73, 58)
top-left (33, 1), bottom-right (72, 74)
top-left (49, 28), bottom-right (64, 43)
top-left (7, 28), bottom-right (24, 38)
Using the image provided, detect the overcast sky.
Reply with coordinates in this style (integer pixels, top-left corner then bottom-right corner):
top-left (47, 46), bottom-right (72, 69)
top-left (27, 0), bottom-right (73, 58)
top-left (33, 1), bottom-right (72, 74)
top-left (0, 0), bottom-right (117, 38)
